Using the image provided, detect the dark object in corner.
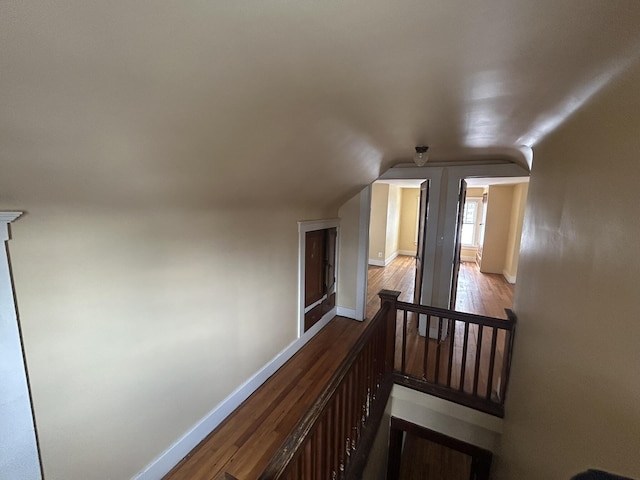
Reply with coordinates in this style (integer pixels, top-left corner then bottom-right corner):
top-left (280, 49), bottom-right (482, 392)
top-left (572, 470), bottom-right (635, 480)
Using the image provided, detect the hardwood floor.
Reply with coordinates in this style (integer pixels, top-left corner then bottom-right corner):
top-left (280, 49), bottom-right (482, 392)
top-left (164, 317), bottom-right (369, 480)
top-left (366, 256), bottom-right (514, 319)
top-left (399, 434), bottom-right (472, 480)
top-left (366, 255), bottom-right (416, 318)
top-left (454, 261), bottom-right (515, 318)
top-left (165, 258), bottom-right (514, 480)
top-left (368, 256), bottom-right (515, 399)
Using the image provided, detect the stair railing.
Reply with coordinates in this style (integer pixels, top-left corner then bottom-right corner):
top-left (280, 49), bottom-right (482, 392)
top-left (257, 290), bottom-right (400, 480)
top-left (392, 299), bottom-right (517, 417)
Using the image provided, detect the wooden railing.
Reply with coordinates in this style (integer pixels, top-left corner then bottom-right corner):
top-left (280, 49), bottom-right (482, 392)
top-left (392, 299), bottom-right (516, 417)
top-left (250, 290), bottom-right (516, 479)
top-left (257, 290), bottom-right (400, 480)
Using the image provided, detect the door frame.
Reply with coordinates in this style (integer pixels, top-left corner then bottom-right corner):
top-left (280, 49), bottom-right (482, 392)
top-left (387, 417), bottom-right (492, 480)
top-left (0, 212), bottom-right (43, 480)
top-left (297, 218), bottom-right (340, 337)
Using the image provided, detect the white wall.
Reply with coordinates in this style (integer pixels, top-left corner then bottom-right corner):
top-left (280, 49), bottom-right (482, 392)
top-left (495, 64), bottom-right (640, 479)
top-left (502, 183), bottom-right (528, 283)
top-left (384, 185), bottom-right (401, 263)
top-left (7, 204), bottom-right (332, 479)
top-left (337, 187), bottom-right (369, 320)
top-left (369, 183), bottom-right (389, 264)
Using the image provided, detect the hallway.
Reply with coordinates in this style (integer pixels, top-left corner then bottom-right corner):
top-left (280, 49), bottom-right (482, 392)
top-left (367, 255), bottom-right (515, 319)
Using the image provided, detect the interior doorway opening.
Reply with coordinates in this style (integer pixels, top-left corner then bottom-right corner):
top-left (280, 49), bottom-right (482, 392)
top-left (450, 177), bottom-right (529, 318)
top-left (365, 175), bottom-right (528, 319)
top-left (366, 180), bottom-right (424, 318)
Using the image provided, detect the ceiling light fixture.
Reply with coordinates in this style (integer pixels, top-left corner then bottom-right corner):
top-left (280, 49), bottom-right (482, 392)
top-left (414, 146), bottom-right (429, 166)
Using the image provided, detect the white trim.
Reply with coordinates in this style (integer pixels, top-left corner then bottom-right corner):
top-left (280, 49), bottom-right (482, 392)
top-left (303, 294), bottom-right (327, 314)
top-left (0, 212), bottom-right (22, 241)
top-left (297, 219), bottom-right (340, 337)
top-left (397, 250), bottom-right (417, 257)
top-left (297, 218), bottom-right (340, 233)
top-left (460, 254), bottom-right (476, 263)
top-left (133, 307), bottom-right (336, 480)
top-left (0, 211), bottom-right (22, 222)
top-left (336, 306), bottom-right (357, 319)
top-left (379, 163), bottom-right (529, 310)
top-left (354, 186), bottom-right (371, 321)
top-left (385, 250), bottom-right (398, 265)
top-left (0, 212), bottom-right (42, 480)
top-left (503, 271), bottom-right (517, 284)
top-left (390, 384), bottom-right (503, 453)
top-left (369, 251), bottom-right (402, 267)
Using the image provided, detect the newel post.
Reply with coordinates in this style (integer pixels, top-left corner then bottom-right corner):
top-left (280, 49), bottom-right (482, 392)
top-left (378, 289), bottom-right (401, 373)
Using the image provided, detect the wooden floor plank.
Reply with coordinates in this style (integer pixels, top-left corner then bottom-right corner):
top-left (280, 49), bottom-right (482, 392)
top-left (164, 316), bottom-right (368, 480)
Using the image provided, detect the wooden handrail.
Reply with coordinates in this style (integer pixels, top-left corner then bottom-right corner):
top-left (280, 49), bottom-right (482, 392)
top-left (393, 297), bottom-right (517, 417)
top-left (396, 300), bottom-right (516, 329)
top-left (256, 291), bottom-right (517, 478)
top-left (258, 292), bottom-right (396, 480)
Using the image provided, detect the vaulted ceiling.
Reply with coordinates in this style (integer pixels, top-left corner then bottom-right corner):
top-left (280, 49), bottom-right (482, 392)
top-left (2, 1), bottom-right (640, 210)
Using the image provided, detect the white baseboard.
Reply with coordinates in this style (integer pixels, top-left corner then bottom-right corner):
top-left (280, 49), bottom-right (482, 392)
top-left (385, 251), bottom-right (398, 265)
top-left (132, 307), bottom-right (336, 480)
top-left (503, 271), bottom-right (517, 284)
top-left (460, 255), bottom-right (476, 263)
top-left (368, 259), bottom-right (385, 267)
top-left (397, 250), bottom-right (416, 256)
top-left (336, 306), bottom-right (358, 320)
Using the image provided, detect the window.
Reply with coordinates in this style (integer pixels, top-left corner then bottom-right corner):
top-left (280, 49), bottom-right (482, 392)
top-left (460, 198), bottom-right (482, 247)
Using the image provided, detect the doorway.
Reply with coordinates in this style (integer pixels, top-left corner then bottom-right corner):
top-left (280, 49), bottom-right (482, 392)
top-left (387, 417), bottom-right (492, 480)
top-left (450, 178), bottom-right (529, 317)
top-left (366, 180), bottom-right (425, 317)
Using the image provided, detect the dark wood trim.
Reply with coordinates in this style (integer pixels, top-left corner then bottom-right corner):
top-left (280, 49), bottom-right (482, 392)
top-left (389, 417), bottom-right (493, 480)
top-left (393, 373), bottom-right (505, 418)
top-left (386, 424), bottom-right (404, 480)
top-left (343, 374), bottom-right (393, 480)
top-left (396, 300), bottom-right (515, 330)
top-left (498, 308), bottom-right (518, 403)
top-left (258, 303), bottom-right (391, 479)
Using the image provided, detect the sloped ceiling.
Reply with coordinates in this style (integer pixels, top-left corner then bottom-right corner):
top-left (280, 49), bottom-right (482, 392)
top-left (2, 1), bottom-right (640, 210)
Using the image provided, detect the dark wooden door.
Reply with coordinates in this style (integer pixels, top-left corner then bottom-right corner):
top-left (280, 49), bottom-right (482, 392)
top-left (449, 180), bottom-right (467, 310)
top-left (305, 229), bottom-right (325, 308)
top-left (414, 180), bottom-right (430, 304)
top-left (324, 227), bottom-right (337, 293)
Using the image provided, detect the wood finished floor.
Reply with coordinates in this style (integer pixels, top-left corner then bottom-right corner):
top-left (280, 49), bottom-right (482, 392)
top-left (399, 433), bottom-right (471, 480)
top-left (164, 317), bottom-right (369, 480)
top-left (166, 257), bottom-right (514, 479)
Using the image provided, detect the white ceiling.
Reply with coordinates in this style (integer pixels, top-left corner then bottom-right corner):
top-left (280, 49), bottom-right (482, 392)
top-left (1, 1), bottom-right (639, 210)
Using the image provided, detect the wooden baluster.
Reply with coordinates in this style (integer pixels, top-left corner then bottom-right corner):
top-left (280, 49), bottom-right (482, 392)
top-left (316, 419), bottom-right (325, 480)
top-left (486, 326), bottom-right (497, 400)
top-left (434, 316), bottom-right (443, 384)
top-left (473, 325), bottom-right (484, 395)
top-left (499, 328), bottom-right (513, 402)
top-left (378, 290), bottom-right (400, 373)
top-left (310, 438), bottom-right (316, 480)
top-left (423, 315), bottom-right (431, 380)
top-left (329, 401), bottom-right (340, 480)
top-left (345, 373), bottom-right (353, 464)
top-left (459, 321), bottom-right (470, 392)
top-left (447, 318), bottom-right (456, 387)
top-left (401, 309), bottom-right (408, 373)
top-left (351, 361), bottom-right (359, 448)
